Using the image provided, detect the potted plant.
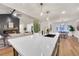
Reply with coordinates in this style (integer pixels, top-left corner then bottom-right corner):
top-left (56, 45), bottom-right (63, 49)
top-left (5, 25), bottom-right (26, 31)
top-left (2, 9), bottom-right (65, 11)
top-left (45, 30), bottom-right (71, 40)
top-left (33, 19), bottom-right (40, 34)
top-left (69, 25), bottom-right (75, 36)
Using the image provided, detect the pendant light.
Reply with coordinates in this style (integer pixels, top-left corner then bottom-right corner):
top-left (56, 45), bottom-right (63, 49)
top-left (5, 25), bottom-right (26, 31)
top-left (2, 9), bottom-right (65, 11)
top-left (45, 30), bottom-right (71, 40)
top-left (46, 11), bottom-right (50, 21)
top-left (40, 3), bottom-right (43, 16)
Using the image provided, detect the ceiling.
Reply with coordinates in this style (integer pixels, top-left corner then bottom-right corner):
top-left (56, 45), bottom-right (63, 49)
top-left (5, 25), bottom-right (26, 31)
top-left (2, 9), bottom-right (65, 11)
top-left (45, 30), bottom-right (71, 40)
top-left (1, 3), bottom-right (79, 22)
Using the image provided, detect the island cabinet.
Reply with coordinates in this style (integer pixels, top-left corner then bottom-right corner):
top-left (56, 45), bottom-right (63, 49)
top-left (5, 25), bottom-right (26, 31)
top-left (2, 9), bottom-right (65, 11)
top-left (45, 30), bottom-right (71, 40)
top-left (52, 37), bottom-right (60, 56)
top-left (8, 33), bottom-right (59, 56)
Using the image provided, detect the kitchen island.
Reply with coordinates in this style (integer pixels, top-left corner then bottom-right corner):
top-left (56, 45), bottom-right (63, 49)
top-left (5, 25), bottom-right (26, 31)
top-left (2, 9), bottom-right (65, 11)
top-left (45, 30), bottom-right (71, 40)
top-left (8, 33), bottom-right (59, 56)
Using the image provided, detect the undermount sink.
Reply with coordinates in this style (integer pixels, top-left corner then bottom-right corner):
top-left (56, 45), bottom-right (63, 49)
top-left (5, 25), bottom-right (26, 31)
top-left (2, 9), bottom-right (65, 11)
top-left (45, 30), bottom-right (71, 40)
top-left (44, 34), bottom-right (56, 38)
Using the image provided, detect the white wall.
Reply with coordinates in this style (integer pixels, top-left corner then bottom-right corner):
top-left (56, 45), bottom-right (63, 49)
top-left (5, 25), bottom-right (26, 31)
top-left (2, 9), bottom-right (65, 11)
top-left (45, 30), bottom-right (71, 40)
top-left (18, 14), bottom-right (35, 33)
top-left (19, 14), bottom-right (34, 26)
top-left (18, 12), bottom-right (79, 34)
top-left (26, 23), bottom-right (33, 32)
top-left (19, 24), bottom-right (25, 33)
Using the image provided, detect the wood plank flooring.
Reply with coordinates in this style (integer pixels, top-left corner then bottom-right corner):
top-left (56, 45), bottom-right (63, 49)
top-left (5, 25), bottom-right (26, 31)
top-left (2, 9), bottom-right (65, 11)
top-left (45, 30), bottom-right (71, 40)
top-left (59, 36), bottom-right (79, 56)
top-left (0, 47), bottom-right (14, 56)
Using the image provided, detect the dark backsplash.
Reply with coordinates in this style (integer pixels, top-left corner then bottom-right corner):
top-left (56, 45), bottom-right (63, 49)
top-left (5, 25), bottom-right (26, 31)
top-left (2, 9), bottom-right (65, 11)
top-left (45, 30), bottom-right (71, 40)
top-left (0, 14), bottom-right (19, 34)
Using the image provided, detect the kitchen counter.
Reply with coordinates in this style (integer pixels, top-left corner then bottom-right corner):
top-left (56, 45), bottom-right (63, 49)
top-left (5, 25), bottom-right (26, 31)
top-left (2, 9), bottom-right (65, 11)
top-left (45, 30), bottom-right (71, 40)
top-left (8, 33), bottom-right (59, 56)
top-left (8, 33), bottom-right (32, 38)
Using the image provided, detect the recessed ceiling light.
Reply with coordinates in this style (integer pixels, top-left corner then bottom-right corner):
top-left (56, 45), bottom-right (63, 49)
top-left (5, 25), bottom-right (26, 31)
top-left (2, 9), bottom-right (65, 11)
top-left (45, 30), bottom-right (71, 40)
top-left (61, 10), bottom-right (66, 14)
top-left (40, 12), bottom-right (43, 16)
top-left (46, 17), bottom-right (49, 21)
top-left (77, 7), bottom-right (79, 10)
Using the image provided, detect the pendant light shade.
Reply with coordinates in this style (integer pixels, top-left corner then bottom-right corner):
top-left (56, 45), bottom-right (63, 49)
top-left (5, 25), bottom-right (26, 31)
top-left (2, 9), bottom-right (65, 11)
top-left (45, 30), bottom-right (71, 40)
top-left (46, 11), bottom-right (50, 21)
top-left (40, 3), bottom-right (43, 16)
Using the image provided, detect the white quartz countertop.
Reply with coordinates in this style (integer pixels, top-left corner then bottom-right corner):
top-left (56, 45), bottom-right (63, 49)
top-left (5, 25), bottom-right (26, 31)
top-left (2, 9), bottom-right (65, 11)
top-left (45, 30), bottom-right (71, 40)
top-left (8, 33), bottom-right (59, 56)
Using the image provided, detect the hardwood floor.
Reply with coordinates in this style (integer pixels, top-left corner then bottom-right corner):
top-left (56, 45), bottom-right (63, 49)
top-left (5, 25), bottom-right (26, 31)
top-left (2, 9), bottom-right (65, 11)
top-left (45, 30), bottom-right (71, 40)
top-left (0, 36), bottom-right (79, 56)
top-left (59, 36), bottom-right (79, 56)
top-left (0, 47), bottom-right (14, 56)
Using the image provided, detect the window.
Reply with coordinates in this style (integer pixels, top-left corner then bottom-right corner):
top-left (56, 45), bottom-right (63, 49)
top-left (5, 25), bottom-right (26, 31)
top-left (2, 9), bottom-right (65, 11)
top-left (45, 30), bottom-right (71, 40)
top-left (56, 23), bottom-right (69, 33)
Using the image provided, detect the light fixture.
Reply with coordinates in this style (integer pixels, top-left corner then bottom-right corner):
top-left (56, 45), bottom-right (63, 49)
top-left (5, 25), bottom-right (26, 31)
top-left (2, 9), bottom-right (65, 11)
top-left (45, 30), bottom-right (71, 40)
top-left (61, 10), bottom-right (66, 14)
top-left (11, 9), bottom-right (16, 15)
top-left (40, 3), bottom-right (43, 16)
top-left (60, 10), bottom-right (66, 22)
top-left (77, 7), bottom-right (79, 10)
top-left (40, 12), bottom-right (43, 16)
top-left (10, 9), bottom-right (21, 17)
top-left (13, 13), bottom-right (17, 16)
top-left (46, 11), bottom-right (50, 21)
top-left (10, 9), bottom-right (17, 16)
top-left (46, 17), bottom-right (49, 21)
